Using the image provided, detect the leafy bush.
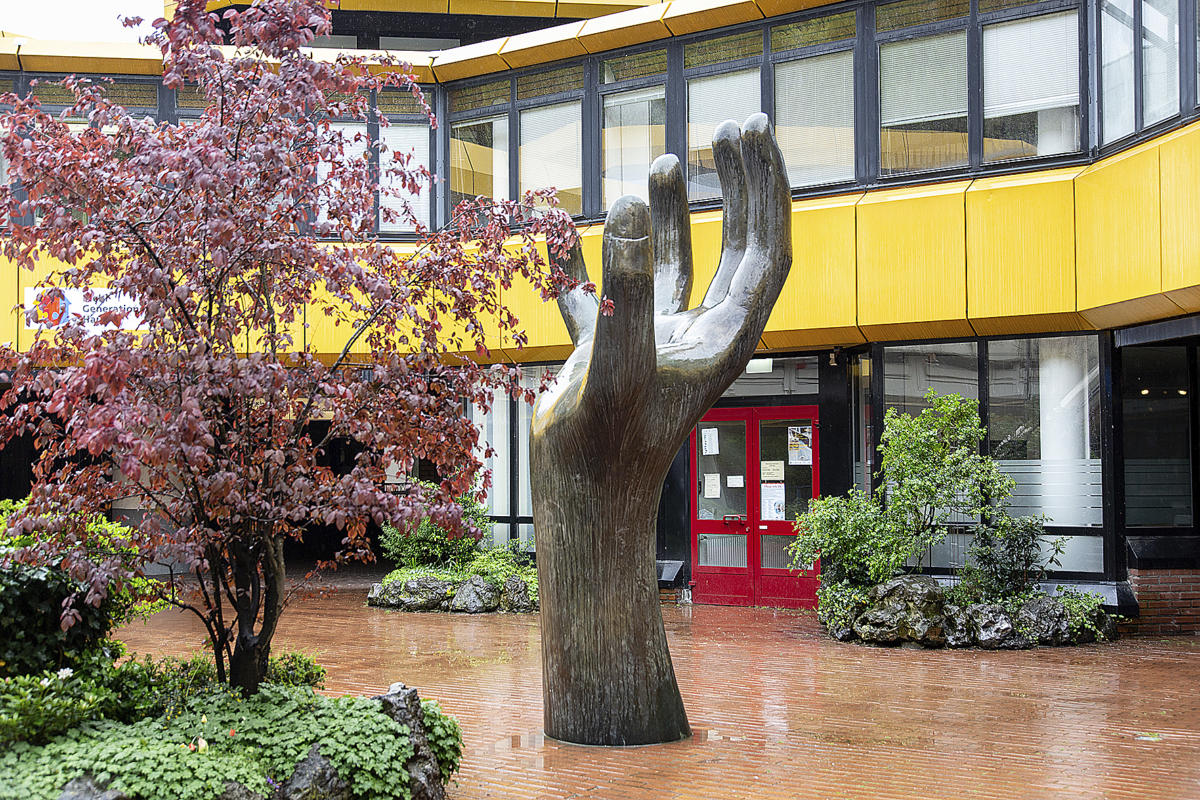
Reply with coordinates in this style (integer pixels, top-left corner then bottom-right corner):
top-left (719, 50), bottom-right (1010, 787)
top-left (814, 580), bottom-right (872, 631)
top-left (421, 699), bottom-right (464, 779)
top-left (381, 546), bottom-right (538, 602)
top-left (0, 667), bottom-right (117, 746)
top-left (954, 514), bottom-right (1065, 603)
top-left (380, 483), bottom-right (488, 570)
top-left (1057, 586), bottom-right (1110, 639)
top-left (266, 651), bottom-right (328, 690)
top-left (0, 685), bottom-right (436, 800)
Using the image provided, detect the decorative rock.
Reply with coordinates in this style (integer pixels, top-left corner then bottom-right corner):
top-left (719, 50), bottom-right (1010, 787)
top-left (58, 775), bottom-right (127, 800)
top-left (374, 683), bottom-right (445, 800)
top-left (278, 744), bottom-right (351, 800)
top-left (967, 603), bottom-right (1026, 649)
top-left (853, 575), bottom-right (946, 646)
top-left (1016, 596), bottom-right (1070, 646)
top-left (942, 604), bottom-right (972, 648)
top-left (826, 619), bottom-right (857, 642)
top-left (368, 577), bottom-right (457, 611)
top-left (499, 575), bottom-right (537, 612)
top-left (449, 575), bottom-right (499, 613)
top-left (216, 783), bottom-right (265, 800)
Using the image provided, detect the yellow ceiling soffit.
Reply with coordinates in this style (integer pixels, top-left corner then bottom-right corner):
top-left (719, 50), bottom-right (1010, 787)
top-left (449, 0), bottom-right (557, 17)
top-left (577, 2), bottom-right (673, 53)
top-left (0, 39), bottom-right (19, 71)
top-left (310, 47), bottom-right (436, 83)
top-left (664, 0), bottom-right (763, 36)
top-left (498, 22), bottom-right (589, 69)
top-left (431, 38), bottom-right (513, 82)
top-left (18, 40), bottom-right (164, 76)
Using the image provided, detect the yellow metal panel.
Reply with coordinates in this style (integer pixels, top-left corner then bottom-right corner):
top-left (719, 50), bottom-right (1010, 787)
top-left (431, 39), bottom-right (512, 83)
top-left (1075, 144), bottom-right (1162, 311)
top-left (683, 209), bottom-right (723, 310)
top-left (761, 193), bottom-right (863, 350)
top-left (664, 0), bottom-right (763, 36)
top-left (966, 167), bottom-right (1083, 323)
top-left (856, 180), bottom-right (971, 339)
top-left (969, 312), bottom-right (1094, 338)
top-left (1158, 122), bottom-right (1200, 298)
top-left (0, 254), bottom-right (20, 350)
top-left (576, 4), bottom-right (673, 54)
top-left (1166, 285), bottom-right (1200, 314)
top-left (753, 0), bottom-right (838, 21)
top-left (18, 40), bottom-right (163, 76)
top-left (0, 38), bottom-right (19, 71)
top-left (497, 22), bottom-right (588, 69)
top-left (449, 0), bottom-right (557, 16)
top-left (317, 49), bottom-right (436, 83)
top-left (1079, 294), bottom-right (1187, 329)
top-left (559, 0), bottom-right (663, 19)
top-left (338, 0), bottom-right (450, 12)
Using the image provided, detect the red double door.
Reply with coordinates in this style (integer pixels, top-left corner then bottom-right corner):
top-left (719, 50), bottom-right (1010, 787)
top-left (689, 405), bottom-right (819, 608)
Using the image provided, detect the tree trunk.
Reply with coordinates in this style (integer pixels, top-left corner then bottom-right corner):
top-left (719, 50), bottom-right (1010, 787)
top-left (534, 459), bottom-right (690, 746)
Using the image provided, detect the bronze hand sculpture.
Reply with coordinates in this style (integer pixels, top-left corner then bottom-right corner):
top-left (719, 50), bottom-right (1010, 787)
top-left (531, 113), bottom-right (792, 746)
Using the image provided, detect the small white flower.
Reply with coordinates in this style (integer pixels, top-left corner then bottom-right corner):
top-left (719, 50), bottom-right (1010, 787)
top-left (39, 677), bottom-right (51, 687)
top-left (56, 668), bottom-right (74, 680)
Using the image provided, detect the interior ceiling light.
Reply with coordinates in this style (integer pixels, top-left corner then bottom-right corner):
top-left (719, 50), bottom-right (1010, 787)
top-left (1140, 388), bottom-right (1150, 395)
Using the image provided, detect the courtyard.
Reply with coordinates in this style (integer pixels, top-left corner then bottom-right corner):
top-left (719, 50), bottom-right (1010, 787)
top-left (117, 580), bottom-right (1200, 800)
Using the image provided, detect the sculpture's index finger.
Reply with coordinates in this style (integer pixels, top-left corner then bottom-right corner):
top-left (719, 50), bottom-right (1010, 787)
top-left (738, 113), bottom-right (790, 252)
top-left (648, 154), bottom-right (693, 316)
top-left (551, 236), bottom-right (600, 347)
top-left (700, 119), bottom-right (749, 308)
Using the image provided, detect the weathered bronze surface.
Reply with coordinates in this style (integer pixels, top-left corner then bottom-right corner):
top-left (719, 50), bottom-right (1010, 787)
top-left (530, 114), bottom-right (793, 746)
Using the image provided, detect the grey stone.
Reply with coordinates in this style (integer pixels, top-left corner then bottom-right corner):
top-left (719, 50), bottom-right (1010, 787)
top-left (827, 620), bottom-right (857, 642)
top-left (278, 744), bottom-right (350, 800)
top-left (1016, 596), bottom-right (1070, 646)
top-left (374, 684), bottom-right (445, 800)
top-left (967, 604), bottom-right (1027, 649)
top-left (369, 577), bottom-right (457, 611)
top-left (58, 775), bottom-right (127, 800)
top-left (854, 575), bottom-right (946, 647)
top-left (1094, 609), bottom-right (1119, 641)
top-left (499, 575), bottom-right (537, 613)
top-left (216, 783), bottom-right (265, 800)
top-left (942, 604), bottom-right (973, 648)
top-left (449, 575), bottom-right (499, 613)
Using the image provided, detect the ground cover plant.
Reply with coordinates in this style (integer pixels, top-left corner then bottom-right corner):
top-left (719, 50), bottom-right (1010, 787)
top-left (0, 0), bottom-right (579, 694)
top-left (380, 546), bottom-right (539, 603)
top-left (790, 390), bottom-right (1113, 646)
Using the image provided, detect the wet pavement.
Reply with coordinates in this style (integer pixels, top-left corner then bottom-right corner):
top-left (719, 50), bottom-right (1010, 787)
top-left (116, 587), bottom-right (1200, 800)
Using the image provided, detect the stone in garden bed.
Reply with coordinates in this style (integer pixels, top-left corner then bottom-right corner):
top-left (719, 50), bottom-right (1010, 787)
top-left (368, 574), bottom-right (538, 613)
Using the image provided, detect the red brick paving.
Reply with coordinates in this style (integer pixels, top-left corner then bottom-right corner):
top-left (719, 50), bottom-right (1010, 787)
top-left (116, 591), bottom-right (1200, 800)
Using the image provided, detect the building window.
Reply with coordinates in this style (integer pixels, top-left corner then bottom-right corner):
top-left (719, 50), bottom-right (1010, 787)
top-left (1102, 0), bottom-right (1136, 142)
top-left (519, 101), bottom-right (583, 216)
top-left (879, 29), bottom-right (969, 174)
top-left (988, 337), bottom-right (1102, 527)
top-left (1142, 0), bottom-right (1181, 125)
top-left (316, 121), bottom-right (369, 229)
top-left (1123, 346), bottom-right (1193, 527)
top-left (982, 11), bottom-right (1080, 163)
top-left (378, 123), bottom-right (431, 233)
top-left (883, 341), bottom-right (979, 413)
top-left (602, 86), bottom-right (666, 209)
top-left (775, 50), bottom-right (856, 186)
top-left (449, 116), bottom-right (509, 210)
top-left (468, 389), bottom-right (513, 548)
top-left (687, 69), bottom-right (761, 201)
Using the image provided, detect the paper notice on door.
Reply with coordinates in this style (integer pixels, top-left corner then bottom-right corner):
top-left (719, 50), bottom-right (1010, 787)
top-left (788, 425), bottom-right (813, 466)
top-left (703, 473), bottom-right (721, 498)
top-left (760, 460), bottom-right (785, 481)
top-left (726, 475), bottom-right (744, 488)
top-left (701, 427), bottom-right (719, 456)
top-left (761, 482), bottom-right (786, 521)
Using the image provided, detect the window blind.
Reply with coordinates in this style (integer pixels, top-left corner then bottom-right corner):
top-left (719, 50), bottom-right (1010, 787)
top-left (379, 124), bottom-right (430, 232)
top-left (775, 50), bottom-right (855, 187)
top-left (687, 70), bottom-right (761, 199)
top-left (879, 30), bottom-right (968, 126)
top-left (984, 12), bottom-right (1079, 118)
top-left (519, 102), bottom-right (583, 214)
top-left (317, 122), bottom-right (369, 226)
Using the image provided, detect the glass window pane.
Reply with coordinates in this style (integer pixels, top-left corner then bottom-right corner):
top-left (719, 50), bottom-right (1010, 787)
top-left (988, 337), bottom-right (1102, 527)
top-left (602, 86), bottom-right (666, 210)
top-left (469, 391), bottom-right (510, 517)
top-left (450, 79), bottom-right (509, 115)
top-left (852, 354), bottom-right (874, 493)
top-left (517, 65), bottom-right (584, 101)
top-left (880, 30), bottom-right (968, 174)
top-left (519, 101), bottom-right (583, 215)
top-left (684, 30), bottom-right (763, 70)
top-left (775, 50), bottom-right (855, 187)
top-left (759, 419), bottom-right (815, 522)
top-left (518, 365), bottom-right (560, 517)
top-left (698, 533), bottom-right (748, 567)
top-left (724, 356), bottom-right (820, 397)
top-left (772, 11), bottom-right (856, 52)
top-left (316, 121), bottom-right (369, 227)
top-left (450, 116), bottom-right (509, 208)
top-left (687, 70), bottom-right (761, 201)
top-left (883, 342), bottom-right (979, 414)
top-left (877, 0), bottom-right (968, 32)
top-left (1123, 346), bottom-right (1193, 527)
top-left (983, 12), bottom-right (1080, 163)
top-left (602, 49), bottom-right (668, 84)
top-left (379, 123), bottom-right (430, 232)
top-left (1102, 0), bottom-right (1136, 143)
top-left (1142, 0), bottom-right (1181, 125)
top-left (696, 421), bottom-right (747, 520)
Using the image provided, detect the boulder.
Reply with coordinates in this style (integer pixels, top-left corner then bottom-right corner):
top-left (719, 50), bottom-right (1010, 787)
top-left (58, 775), bottom-right (127, 800)
top-left (1016, 596), bottom-right (1070, 646)
top-left (216, 783), bottom-right (265, 800)
top-left (374, 683), bottom-right (445, 800)
top-left (449, 575), bottom-right (499, 613)
top-left (853, 575), bottom-right (946, 647)
top-left (942, 604), bottom-right (973, 648)
top-left (369, 577), bottom-right (457, 611)
top-left (278, 744), bottom-right (351, 800)
top-left (826, 619), bottom-right (857, 642)
top-left (967, 604), bottom-right (1027, 649)
top-left (499, 575), bottom-right (537, 612)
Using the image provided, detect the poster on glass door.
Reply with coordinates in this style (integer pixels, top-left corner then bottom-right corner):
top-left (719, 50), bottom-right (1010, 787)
top-left (788, 425), bottom-right (812, 466)
top-left (761, 483), bottom-right (786, 521)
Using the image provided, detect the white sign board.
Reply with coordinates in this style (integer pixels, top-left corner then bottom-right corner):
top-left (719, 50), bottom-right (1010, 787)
top-left (703, 473), bottom-right (721, 499)
top-left (700, 427), bottom-right (719, 456)
top-left (24, 288), bottom-right (142, 335)
top-left (761, 482), bottom-right (786, 521)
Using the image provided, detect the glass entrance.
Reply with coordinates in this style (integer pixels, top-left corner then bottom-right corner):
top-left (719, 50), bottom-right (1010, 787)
top-left (689, 406), bottom-right (820, 607)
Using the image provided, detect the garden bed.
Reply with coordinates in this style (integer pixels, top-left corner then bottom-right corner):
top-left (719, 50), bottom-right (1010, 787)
top-left (367, 557), bottom-right (538, 614)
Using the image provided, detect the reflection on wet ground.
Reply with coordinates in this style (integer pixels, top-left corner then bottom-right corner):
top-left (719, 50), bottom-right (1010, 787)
top-left (116, 588), bottom-right (1200, 800)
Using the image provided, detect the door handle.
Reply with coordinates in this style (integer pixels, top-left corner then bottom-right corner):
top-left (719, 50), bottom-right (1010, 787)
top-left (722, 514), bottom-right (747, 525)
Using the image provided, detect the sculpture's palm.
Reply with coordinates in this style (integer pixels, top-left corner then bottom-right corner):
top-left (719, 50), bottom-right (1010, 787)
top-left (530, 114), bottom-right (792, 746)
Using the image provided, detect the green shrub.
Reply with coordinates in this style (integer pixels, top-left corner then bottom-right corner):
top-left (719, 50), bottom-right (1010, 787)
top-left (421, 699), bottom-right (464, 779)
top-left (266, 651), bottom-right (327, 690)
top-left (1057, 586), bottom-right (1110, 639)
top-left (814, 580), bottom-right (872, 631)
top-left (0, 685), bottom-right (428, 800)
top-left (0, 667), bottom-right (118, 746)
top-left (381, 546), bottom-right (538, 602)
top-left (955, 514), bottom-right (1065, 603)
top-left (380, 483), bottom-right (488, 569)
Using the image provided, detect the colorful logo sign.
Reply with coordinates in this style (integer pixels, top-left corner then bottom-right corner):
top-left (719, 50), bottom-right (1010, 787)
top-left (34, 290), bottom-right (69, 327)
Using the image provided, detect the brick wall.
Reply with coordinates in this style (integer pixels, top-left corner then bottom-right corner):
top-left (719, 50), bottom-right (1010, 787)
top-left (1128, 568), bottom-right (1200, 634)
